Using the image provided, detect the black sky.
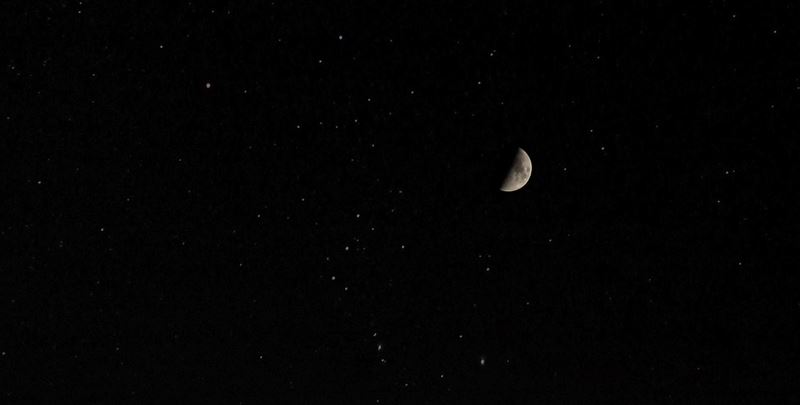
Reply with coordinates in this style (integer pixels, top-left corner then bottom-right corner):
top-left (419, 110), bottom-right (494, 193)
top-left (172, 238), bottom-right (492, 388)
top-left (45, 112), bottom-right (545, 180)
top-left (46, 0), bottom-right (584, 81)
top-left (4, 1), bottom-right (800, 402)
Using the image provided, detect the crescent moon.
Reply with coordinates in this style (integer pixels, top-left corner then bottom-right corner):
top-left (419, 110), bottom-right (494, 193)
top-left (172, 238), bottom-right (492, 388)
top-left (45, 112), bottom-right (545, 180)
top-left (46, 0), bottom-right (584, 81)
top-left (500, 148), bottom-right (532, 192)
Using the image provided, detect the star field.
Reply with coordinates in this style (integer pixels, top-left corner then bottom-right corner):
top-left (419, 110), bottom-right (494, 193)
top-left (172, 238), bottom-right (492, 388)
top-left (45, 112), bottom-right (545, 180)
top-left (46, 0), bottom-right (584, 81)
top-left (4, 1), bottom-right (800, 402)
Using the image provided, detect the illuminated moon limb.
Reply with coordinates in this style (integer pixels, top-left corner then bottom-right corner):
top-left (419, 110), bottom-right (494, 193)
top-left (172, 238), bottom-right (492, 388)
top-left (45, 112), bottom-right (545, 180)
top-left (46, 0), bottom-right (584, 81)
top-left (500, 148), bottom-right (532, 192)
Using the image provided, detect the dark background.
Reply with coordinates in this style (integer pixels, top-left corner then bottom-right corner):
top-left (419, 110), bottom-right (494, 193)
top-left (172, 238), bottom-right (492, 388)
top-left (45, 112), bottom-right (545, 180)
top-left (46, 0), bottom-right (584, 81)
top-left (3, 0), bottom-right (799, 402)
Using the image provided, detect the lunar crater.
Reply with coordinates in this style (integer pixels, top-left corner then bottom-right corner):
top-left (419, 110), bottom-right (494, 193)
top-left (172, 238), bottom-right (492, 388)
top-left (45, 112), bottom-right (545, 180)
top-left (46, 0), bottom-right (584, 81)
top-left (500, 148), bottom-right (532, 192)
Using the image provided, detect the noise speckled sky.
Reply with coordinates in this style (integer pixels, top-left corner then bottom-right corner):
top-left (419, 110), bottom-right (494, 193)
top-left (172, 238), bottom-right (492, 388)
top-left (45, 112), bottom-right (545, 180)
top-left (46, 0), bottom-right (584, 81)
top-left (4, 1), bottom-right (799, 402)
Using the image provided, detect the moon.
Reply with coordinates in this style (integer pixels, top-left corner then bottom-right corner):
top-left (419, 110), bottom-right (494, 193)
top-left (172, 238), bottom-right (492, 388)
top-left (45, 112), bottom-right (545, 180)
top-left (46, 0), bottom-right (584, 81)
top-left (500, 148), bottom-right (532, 192)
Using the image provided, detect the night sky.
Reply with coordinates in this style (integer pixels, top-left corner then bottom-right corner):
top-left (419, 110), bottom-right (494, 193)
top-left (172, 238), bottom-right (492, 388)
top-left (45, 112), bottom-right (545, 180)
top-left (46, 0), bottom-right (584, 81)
top-left (5, 1), bottom-right (800, 402)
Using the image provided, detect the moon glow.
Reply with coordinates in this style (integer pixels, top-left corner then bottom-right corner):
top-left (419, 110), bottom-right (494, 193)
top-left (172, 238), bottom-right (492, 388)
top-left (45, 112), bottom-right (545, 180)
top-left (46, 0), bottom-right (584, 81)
top-left (500, 148), bottom-right (532, 192)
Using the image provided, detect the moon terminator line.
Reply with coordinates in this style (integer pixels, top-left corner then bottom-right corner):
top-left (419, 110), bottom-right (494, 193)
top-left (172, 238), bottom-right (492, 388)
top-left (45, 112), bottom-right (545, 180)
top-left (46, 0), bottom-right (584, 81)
top-left (500, 147), bottom-right (532, 192)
